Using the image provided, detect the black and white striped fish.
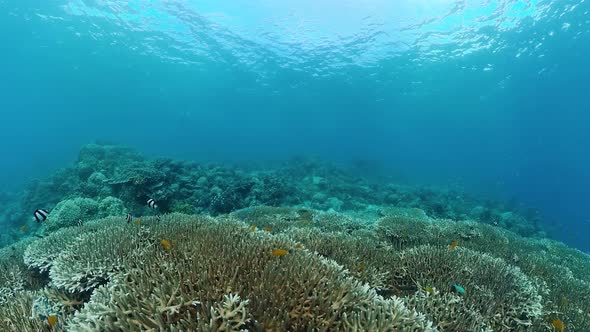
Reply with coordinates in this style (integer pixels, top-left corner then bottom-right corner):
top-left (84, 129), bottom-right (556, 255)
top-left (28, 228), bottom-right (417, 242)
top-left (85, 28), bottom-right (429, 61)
top-left (155, 215), bottom-right (161, 222)
top-left (77, 219), bottom-right (83, 227)
top-left (34, 209), bottom-right (49, 223)
top-left (126, 213), bottom-right (133, 223)
top-left (147, 198), bottom-right (158, 209)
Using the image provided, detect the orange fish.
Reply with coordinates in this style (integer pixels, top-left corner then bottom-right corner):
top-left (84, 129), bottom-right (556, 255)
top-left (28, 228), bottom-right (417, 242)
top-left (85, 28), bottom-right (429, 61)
top-left (551, 319), bottom-right (565, 332)
top-left (249, 225), bottom-right (256, 232)
top-left (272, 249), bottom-right (288, 257)
top-left (263, 227), bottom-right (272, 232)
top-left (21, 225), bottom-right (27, 232)
top-left (47, 315), bottom-right (58, 328)
top-left (449, 241), bottom-right (459, 251)
top-left (161, 239), bottom-right (172, 251)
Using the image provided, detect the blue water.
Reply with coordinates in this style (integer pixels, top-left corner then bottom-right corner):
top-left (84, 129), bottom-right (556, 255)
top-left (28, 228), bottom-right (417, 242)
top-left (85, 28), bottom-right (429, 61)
top-left (1, 0), bottom-right (589, 251)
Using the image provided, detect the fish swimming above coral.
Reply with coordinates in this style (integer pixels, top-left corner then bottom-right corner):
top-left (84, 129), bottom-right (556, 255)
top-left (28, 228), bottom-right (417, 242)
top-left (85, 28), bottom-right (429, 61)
top-left (272, 248), bottom-right (288, 257)
top-left (161, 239), bottom-right (172, 251)
top-left (551, 318), bottom-right (565, 332)
top-left (450, 282), bottom-right (465, 295)
top-left (33, 209), bottom-right (49, 223)
top-left (147, 198), bottom-right (158, 209)
top-left (126, 213), bottom-right (133, 223)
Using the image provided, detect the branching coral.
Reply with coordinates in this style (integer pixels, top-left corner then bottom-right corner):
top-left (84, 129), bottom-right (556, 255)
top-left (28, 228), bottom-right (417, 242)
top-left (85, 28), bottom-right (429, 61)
top-left (386, 245), bottom-right (544, 331)
top-left (19, 213), bottom-right (433, 331)
top-left (0, 291), bottom-right (51, 332)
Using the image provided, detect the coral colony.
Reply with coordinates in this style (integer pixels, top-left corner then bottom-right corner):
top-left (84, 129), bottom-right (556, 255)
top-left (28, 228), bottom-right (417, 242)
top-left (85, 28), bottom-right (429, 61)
top-left (1, 143), bottom-right (589, 331)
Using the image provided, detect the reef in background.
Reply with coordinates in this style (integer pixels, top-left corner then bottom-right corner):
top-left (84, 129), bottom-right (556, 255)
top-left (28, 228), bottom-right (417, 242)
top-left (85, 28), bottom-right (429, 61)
top-left (0, 143), bottom-right (543, 247)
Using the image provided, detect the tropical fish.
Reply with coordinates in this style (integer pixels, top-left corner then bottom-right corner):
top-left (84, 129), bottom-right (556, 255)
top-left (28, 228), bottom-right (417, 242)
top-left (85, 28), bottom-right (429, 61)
top-left (424, 286), bottom-right (435, 295)
top-left (551, 319), bottom-right (565, 332)
top-left (76, 219), bottom-right (83, 227)
top-left (449, 240), bottom-right (459, 251)
top-left (155, 215), bottom-right (161, 222)
top-left (161, 239), bottom-right (172, 251)
top-left (263, 227), bottom-right (272, 232)
top-left (135, 219), bottom-right (142, 225)
top-left (560, 296), bottom-right (569, 307)
top-left (21, 225), bottom-right (27, 232)
top-left (47, 315), bottom-right (58, 328)
top-left (249, 225), bottom-right (257, 232)
top-left (356, 262), bottom-right (366, 273)
top-left (272, 249), bottom-right (288, 257)
top-left (451, 282), bottom-right (465, 295)
top-left (147, 198), bottom-right (158, 209)
top-left (126, 213), bottom-right (133, 223)
top-left (34, 209), bottom-right (49, 223)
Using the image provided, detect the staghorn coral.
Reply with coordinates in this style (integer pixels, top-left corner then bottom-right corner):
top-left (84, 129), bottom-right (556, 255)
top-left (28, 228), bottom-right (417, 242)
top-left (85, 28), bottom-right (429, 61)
top-left (405, 291), bottom-right (492, 332)
top-left (22, 213), bottom-right (434, 331)
top-left (2, 209), bottom-right (589, 330)
top-left (385, 245), bottom-right (543, 331)
top-left (24, 226), bottom-right (86, 273)
top-left (49, 222), bottom-right (154, 293)
top-left (287, 220), bottom-right (549, 331)
top-left (0, 238), bottom-right (42, 306)
top-left (374, 212), bottom-right (590, 330)
top-left (0, 291), bottom-right (52, 332)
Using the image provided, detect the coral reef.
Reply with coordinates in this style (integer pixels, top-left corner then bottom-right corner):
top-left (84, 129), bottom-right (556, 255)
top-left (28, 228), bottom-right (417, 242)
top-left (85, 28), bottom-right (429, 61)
top-left (7, 214), bottom-right (435, 331)
top-left (3, 143), bottom-right (542, 242)
top-left (1, 208), bottom-right (589, 331)
top-left (2, 144), bottom-right (588, 331)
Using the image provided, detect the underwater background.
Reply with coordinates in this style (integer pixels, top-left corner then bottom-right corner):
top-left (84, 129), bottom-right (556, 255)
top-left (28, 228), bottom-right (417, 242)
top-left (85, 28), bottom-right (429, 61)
top-left (1, 1), bottom-right (590, 331)
top-left (2, 0), bottom-right (589, 251)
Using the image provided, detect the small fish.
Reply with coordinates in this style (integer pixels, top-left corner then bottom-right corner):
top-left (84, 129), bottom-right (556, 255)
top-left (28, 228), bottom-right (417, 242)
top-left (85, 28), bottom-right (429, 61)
top-left (272, 249), bottom-right (288, 257)
top-left (135, 219), bottom-right (142, 225)
top-left (147, 198), bottom-right (158, 209)
top-left (21, 225), bottom-right (27, 232)
top-left (451, 282), bottom-right (465, 295)
top-left (294, 243), bottom-right (305, 250)
top-left (551, 319), bottom-right (565, 332)
top-left (161, 239), bottom-right (172, 251)
top-left (155, 215), bottom-right (161, 222)
top-left (47, 315), bottom-right (58, 328)
top-left (34, 209), bottom-right (49, 223)
top-left (560, 296), bottom-right (569, 307)
top-left (126, 213), bottom-right (133, 223)
top-left (249, 225), bottom-right (257, 232)
top-left (424, 286), bottom-right (435, 295)
top-left (356, 262), bottom-right (366, 273)
top-left (263, 227), bottom-right (272, 232)
top-left (76, 219), bottom-right (83, 227)
top-left (449, 240), bottom-right (459, 251)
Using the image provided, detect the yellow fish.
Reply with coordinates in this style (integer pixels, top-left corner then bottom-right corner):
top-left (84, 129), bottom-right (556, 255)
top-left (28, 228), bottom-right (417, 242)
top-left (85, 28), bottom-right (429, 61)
top-left (161, 239), bottom-right (172, 251)
top-left (263, 227), bottom-right (272, 232)
top-left (449, 240), bottom-right (459, 251)
top-left (424, 286), bottom-right (435, 295)
top-left (272, 249), bottom-right (288, 257)
top-left (135, 219), bottom-right (142, 225)
top-left (47, 315), bottom-right (58, 328)
top-left (21, 225), bottom-right (27, 232)
top-left (249, 225), bottom-right (256, 232)
top-left (551, 319), bottom-right (565, 332)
